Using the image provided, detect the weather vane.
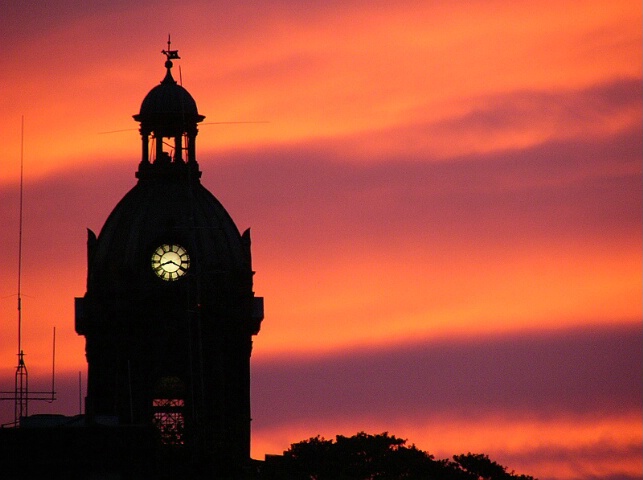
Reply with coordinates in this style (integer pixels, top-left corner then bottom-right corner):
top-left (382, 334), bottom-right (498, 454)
top-left (162, 34), bottom-right (180, 62)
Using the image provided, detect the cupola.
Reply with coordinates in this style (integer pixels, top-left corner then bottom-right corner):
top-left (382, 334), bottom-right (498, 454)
top-left (133, 37), bottom-right (205, 178)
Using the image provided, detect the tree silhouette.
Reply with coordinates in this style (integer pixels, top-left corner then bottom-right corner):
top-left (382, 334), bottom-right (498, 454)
top-left (267, 432), bottom-right (536, 480)
top-left (452, 453), bottom-right (535, 480)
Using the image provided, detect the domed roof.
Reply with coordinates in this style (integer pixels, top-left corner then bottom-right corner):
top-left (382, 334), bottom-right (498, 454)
top-left (87, 43), bottom-right (251, 300)
top-left (133, 63), bottom-right (205, 134)
top-left (87, 178), bottom-right (251, 295)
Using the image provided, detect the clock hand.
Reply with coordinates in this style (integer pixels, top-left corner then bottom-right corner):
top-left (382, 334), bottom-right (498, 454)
top-left (161, 259), bottom-right (179, 267)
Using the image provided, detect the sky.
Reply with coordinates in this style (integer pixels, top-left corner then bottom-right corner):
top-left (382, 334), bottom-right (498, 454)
top-left (0, 1), bottom-right (641, 479)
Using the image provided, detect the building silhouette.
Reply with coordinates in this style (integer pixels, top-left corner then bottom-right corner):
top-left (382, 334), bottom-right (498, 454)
top-left (0, 43), bottom-right (264, 479)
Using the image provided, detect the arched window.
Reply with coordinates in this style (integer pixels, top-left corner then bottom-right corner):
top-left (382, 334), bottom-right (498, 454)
top-left (152, 376), bottom-right (185, 446)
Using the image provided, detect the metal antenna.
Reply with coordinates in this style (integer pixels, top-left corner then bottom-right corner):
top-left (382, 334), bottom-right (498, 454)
top-left (14, 115), bottom-right (28, 423)
top-left (1, 117), bottom-right (57, 427)
top-left (18, 116), bottom-right (24, 356)
top-left (78, 371), bottom-right (82, 415)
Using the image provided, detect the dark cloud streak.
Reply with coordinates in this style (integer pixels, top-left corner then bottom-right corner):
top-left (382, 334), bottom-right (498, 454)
top-left (251, 323), bottom-right (642, 429)
top-left (429, 78), bottom-right (641, 137)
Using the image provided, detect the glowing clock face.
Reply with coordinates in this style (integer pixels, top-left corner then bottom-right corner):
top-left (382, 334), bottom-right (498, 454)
top-left (151, 244), bottom-right (190, 281)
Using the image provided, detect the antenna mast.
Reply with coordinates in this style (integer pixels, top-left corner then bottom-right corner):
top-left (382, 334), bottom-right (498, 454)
top-left (1, 117), bottom-right (57, 427)
top-left (15, 115), bottom-right (28, 423)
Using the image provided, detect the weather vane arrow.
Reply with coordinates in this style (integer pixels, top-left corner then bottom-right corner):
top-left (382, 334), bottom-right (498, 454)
top-left (162, 34), bottom-right (180, 60)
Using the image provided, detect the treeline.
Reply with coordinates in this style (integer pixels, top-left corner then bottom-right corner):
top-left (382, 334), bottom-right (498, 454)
top-left (261, 431), bottom-right (536, 479)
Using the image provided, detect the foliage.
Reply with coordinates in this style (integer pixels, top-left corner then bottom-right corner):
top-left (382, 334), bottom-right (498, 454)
top-left (452, 453), bottom-right (536, 480)
top-left (269, 432), bottom-right (536, 480)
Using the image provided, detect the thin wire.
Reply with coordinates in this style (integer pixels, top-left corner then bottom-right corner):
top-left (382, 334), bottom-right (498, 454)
top-left (50, 327), bottom-right (56, 402)
top-left (78, 371), bottom-right (82, 415)
top-left (97, 121), bottom-right (269, 135)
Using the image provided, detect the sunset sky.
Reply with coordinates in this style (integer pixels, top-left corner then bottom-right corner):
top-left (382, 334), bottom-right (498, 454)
top-left (1, 2), bottom-right (641, 479)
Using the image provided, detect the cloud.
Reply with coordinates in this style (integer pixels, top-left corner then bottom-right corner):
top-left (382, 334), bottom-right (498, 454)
top-left (500, 439), bottom-right (643, 480)
top-left (201, 123), bottom-right (641, 254)
top-left (4, 98), bottom-right (638, 270)
top-left (251, 323), bottom-right (642, 427)
top-left (3, 0), bottom-right (639, 181)
top-left (363, 77), bottom-right (642, 160)
top-left (1, 102), bottom-right (640, 356)
top-left (248, 323), bottom-right (642, 477)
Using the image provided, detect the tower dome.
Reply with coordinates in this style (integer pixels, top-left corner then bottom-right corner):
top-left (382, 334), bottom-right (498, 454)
top-left (86, 175), bottom-right (251, 297)
top-left (133, 64), bottom-right (205, 138)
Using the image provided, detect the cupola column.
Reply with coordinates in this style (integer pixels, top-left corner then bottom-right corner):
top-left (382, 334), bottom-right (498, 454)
top-left (187, 131), bottom-right (197, 163)
top-left (141, 131), bottom-right (150, 164)
top-left (174, 134), bottom-right (183, 162)
top-left (155, 134), bottom-right (164, 161)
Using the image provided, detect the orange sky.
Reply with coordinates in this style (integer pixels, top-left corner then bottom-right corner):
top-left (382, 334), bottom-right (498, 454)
top-left (1, 2), bottom-right (641, 479)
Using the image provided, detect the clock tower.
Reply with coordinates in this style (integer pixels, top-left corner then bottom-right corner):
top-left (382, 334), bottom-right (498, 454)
top-left (75, 42), bottom-right (263, 477)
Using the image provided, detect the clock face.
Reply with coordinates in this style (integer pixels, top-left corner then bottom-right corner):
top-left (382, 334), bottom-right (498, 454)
top-left (151, 244), bottom-right (190, 281)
